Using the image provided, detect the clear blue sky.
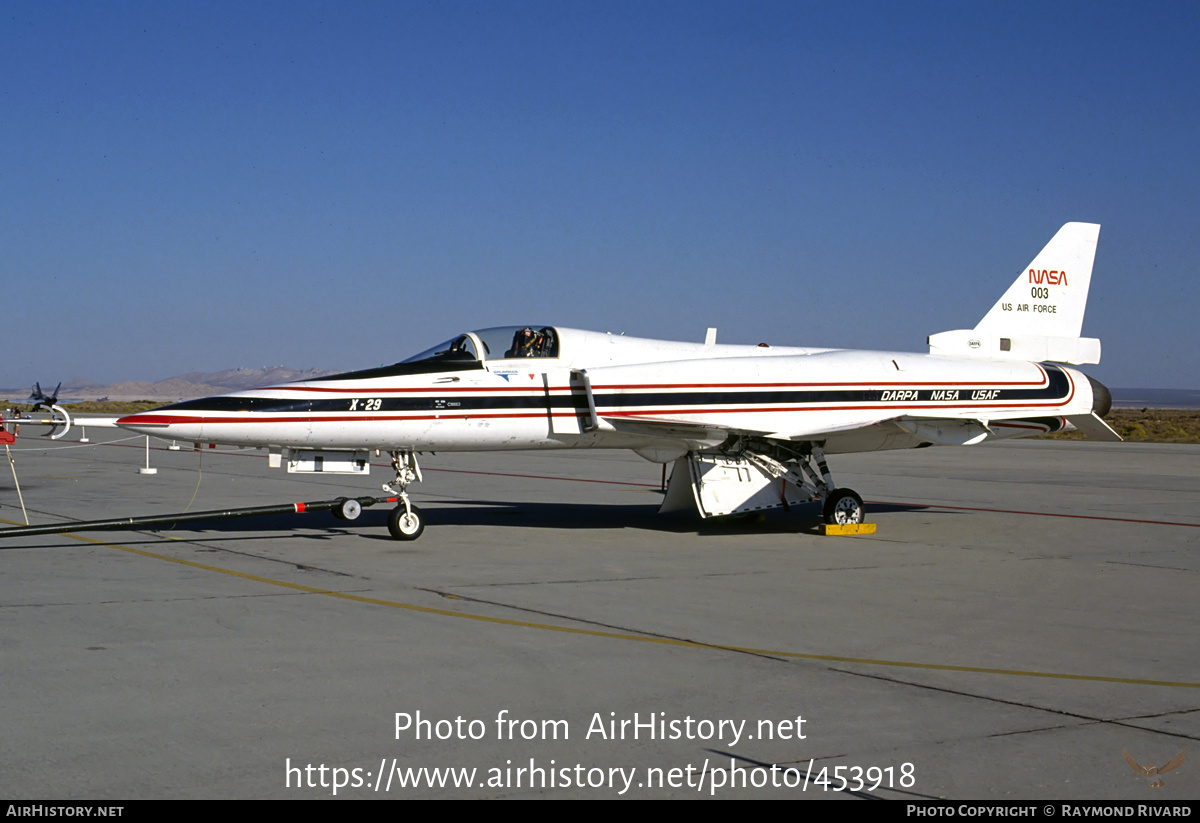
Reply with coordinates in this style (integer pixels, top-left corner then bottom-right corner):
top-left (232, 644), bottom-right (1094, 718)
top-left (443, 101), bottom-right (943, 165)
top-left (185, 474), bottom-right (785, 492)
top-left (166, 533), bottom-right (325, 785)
top-left (3, 1), bottom-right (1197, 389)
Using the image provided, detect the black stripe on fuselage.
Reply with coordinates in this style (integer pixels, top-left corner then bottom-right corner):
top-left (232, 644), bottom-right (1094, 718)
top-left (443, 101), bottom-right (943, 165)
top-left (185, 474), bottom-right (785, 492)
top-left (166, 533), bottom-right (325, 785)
top-left (315, 358), bottom-right (483, 382)
top-left (595, 365), bottom-right (1069, 407)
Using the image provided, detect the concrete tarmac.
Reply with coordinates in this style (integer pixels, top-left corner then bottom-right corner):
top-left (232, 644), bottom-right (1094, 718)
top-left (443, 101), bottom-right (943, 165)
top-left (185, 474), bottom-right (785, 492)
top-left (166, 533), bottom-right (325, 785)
top-left (1, 426), bottom-right (1197, 799)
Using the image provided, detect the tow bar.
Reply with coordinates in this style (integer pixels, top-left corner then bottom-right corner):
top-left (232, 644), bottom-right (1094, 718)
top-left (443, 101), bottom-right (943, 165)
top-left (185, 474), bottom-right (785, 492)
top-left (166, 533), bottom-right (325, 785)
top-left (0, 496), bottom-right (398, 540)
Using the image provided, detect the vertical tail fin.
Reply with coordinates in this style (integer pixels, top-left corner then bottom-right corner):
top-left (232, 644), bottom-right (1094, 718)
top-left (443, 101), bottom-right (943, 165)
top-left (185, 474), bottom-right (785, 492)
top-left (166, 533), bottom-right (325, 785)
top-left (975, 222), bottom-right (1099, 338)
top-left (928, 223), bottom-right (1102, 364)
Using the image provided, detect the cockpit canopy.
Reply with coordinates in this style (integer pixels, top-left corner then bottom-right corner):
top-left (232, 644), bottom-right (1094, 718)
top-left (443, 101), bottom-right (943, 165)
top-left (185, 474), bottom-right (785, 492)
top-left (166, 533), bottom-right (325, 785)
top-left (402, 326), bottom-right (560, 365)
top-left (312, 326), bottom-right (561, 384)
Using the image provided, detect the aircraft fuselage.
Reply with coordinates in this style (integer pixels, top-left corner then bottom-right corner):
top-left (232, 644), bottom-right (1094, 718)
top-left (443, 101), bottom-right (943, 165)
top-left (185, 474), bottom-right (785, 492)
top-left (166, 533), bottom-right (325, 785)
top-left (116, 331), bottom-right (1105, 458)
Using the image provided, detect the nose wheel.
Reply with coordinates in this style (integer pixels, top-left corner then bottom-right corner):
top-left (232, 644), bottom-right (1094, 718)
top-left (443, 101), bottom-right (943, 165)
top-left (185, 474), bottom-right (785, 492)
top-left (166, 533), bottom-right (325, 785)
top-left (388, 504), bottom-right (425, 540)
top-left (382, 450), bottom-right (426, 540)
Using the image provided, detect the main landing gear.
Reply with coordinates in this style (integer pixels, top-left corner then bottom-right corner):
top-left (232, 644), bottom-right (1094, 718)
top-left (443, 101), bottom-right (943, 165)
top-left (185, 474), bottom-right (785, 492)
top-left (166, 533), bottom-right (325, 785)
top-left (754, 442), bottom-right (866, 526)
top-left (822, 487), bottom-right (865, 526)
top-left (383, 450), bottom-right (425, 540)
top-left (679, 440), bottom-right (866, 526)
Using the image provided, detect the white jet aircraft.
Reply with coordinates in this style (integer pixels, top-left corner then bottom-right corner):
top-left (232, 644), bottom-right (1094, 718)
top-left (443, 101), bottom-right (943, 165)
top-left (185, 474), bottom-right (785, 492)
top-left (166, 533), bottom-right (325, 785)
top-left (117, 223), bottom-right (1118, 540)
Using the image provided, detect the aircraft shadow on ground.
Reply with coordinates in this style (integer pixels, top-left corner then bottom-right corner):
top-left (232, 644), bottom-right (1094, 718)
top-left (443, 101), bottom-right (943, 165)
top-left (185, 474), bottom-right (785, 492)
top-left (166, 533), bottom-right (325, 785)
top-left (408, 499), bottom-right (943, 535)
top-left (2, 500), bottom-right (948, 548)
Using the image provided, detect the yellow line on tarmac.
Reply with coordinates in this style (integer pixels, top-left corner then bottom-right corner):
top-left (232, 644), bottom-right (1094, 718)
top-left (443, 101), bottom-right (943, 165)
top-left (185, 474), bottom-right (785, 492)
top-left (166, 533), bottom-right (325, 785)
top-left (17, 524), bottom-right (1200, 690)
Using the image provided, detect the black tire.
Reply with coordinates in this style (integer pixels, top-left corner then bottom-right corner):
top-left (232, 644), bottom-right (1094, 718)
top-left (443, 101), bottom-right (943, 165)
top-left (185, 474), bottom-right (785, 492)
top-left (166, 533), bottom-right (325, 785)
top-left (822, 489), bottom-right (864, 525)
top-left (388, 505), bottom-right (425, 540)
top-left (334, 498), bottom-right (362, 521)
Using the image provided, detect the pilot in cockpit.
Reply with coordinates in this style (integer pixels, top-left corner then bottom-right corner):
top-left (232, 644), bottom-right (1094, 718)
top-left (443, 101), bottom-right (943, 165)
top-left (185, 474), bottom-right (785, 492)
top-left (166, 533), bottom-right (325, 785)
top-left (505, 327), bottom-right (553, 358)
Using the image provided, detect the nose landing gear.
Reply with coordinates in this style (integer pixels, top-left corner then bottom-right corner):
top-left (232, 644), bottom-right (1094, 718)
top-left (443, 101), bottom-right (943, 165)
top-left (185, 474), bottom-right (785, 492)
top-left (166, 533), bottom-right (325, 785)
top-left (383, 450), bottom-right (425, 540)
top-left (387, 505), bottom-right (425, 540)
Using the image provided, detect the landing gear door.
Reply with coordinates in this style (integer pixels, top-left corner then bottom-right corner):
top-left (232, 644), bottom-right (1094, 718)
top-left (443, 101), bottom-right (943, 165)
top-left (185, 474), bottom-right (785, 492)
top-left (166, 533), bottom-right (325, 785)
top-left (684, 453), bottom-right (814, 518)
top-left (543, 369), bottom-right (588, 435)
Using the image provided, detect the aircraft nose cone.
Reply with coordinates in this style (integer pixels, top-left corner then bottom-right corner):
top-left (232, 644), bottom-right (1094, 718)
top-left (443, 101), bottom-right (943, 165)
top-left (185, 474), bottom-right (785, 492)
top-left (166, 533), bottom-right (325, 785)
top-left (1087, 375), bottom-right (1113, 417)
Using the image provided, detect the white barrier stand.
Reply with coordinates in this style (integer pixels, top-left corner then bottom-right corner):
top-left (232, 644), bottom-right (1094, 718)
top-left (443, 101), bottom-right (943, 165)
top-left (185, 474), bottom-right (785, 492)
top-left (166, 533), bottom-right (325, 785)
top-left (138, 436), bottom-right (157, 475)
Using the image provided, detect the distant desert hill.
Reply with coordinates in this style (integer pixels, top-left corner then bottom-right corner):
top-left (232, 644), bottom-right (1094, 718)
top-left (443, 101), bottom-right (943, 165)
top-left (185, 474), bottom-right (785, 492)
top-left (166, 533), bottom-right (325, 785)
top-left (2, 367), bottom-right (339, 404)
top-left (170, 366), bottom-right (341, 391)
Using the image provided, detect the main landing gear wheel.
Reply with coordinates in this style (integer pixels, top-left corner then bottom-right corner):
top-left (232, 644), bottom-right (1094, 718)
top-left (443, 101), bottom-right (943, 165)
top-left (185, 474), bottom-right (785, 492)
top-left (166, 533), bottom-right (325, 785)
top-left (388, 505), bottom-right (425, 540)
top-left (823, 489), bottom-right (865, 526)
top-left (332, 498), bottom-right (362, 521)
